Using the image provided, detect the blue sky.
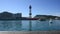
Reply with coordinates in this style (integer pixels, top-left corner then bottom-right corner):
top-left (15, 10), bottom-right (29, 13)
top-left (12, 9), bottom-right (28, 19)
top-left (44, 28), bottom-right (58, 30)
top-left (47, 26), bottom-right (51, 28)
top-left (0, 0), bottom-right (60, 17)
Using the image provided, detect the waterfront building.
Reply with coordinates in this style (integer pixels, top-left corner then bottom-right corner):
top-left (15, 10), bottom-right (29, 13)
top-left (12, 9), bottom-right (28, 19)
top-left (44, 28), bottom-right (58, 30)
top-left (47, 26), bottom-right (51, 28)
top-left (13, 13), bottom-right (22, 19)
top-left (34, 15), bottom-right (59, 20)
top-left (0, 11), bottom-right (13, 19)
top-left (0, 11), bottom-right (22, 20)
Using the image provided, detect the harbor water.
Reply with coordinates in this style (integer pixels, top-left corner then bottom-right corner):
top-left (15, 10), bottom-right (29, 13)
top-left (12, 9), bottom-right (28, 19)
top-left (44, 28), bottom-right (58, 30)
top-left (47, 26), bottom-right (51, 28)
top-left (0, 20), bottom-right (60, 31)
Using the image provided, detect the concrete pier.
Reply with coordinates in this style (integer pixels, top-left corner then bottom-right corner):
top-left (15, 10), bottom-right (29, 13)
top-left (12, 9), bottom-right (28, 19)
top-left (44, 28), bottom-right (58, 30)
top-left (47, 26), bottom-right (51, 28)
top-left (0, 31), bottom-right (60, 34)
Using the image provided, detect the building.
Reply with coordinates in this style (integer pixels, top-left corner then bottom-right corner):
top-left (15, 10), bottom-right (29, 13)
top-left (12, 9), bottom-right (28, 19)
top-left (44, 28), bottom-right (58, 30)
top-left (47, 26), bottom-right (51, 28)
top-left (0, 11), bottom-right (13, 19)
top-left (14, 13), bottom-right (22, 19)
top-left (34, 15), bottom-right (58, 20)
top-left (0, 11), bottom-right (22, 20)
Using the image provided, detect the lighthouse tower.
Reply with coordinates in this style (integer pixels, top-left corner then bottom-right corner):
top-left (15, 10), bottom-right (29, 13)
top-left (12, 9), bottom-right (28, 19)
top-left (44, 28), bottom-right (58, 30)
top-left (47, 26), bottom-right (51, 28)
top-left (29, 5), bottom-right (32, 19)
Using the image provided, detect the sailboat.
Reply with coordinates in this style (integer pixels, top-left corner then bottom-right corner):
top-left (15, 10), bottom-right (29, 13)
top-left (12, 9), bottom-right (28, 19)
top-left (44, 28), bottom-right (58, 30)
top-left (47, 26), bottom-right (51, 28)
top-left (49, 18), bottom-right (53, 24)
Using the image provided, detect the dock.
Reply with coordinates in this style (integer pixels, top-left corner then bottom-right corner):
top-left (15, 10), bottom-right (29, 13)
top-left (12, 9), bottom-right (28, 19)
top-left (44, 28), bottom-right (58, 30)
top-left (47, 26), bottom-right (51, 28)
top-left (0, 31), bottom-right (60, 34)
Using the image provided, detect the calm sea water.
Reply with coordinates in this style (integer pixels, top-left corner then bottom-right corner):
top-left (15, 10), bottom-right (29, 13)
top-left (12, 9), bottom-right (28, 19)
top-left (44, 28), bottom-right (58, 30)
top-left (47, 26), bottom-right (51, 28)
top-left (0, 20), bottom-right (60, 31)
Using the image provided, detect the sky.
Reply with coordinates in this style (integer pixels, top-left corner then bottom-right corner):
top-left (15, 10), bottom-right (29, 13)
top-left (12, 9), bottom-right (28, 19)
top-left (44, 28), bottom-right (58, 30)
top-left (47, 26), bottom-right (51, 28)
top-left (0, 0), bottom-right (60, 17)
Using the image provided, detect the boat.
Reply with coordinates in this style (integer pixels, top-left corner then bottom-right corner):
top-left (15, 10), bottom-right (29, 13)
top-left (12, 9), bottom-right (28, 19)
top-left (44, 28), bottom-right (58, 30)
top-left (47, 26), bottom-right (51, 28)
top-left (49, 18), bottom-right (53, 23)
top-left (39, 19), bottom-right (46, 21)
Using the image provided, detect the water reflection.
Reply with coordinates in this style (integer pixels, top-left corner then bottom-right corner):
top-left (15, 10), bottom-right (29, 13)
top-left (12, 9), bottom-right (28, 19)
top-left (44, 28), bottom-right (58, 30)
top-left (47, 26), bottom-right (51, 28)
top-left (0, 20), bottom-right (22, 31)
top-left (29, 20), bottom-right (32, 31)
top-left (14, 20), bottom-right (22, 31)
top-left (0, 20), bottom-right (60, 31)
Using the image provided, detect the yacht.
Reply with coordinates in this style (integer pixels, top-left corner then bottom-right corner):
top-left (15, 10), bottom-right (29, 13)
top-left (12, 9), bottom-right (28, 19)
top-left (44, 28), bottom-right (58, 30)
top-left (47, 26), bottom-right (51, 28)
top-left (49, 18), bottom-right (53, 23)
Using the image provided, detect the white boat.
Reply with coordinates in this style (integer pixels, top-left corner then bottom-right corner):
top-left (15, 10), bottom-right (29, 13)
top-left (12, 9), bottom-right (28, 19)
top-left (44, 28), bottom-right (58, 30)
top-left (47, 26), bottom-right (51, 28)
top-left (49, 18), bottom-right (53, 23)
top-left (39, 18), bottom-right (46, 21)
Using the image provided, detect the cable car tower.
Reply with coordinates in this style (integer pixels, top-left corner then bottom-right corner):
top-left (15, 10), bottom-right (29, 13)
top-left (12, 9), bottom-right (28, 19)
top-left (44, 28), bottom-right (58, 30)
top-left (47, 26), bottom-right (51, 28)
top-left (29, 5), bottom-right (32, 19)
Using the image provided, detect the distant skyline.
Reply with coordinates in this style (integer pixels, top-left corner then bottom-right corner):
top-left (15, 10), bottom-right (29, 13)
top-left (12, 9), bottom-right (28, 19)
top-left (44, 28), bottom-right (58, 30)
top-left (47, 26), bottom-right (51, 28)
top-left (0, 0), bottom-right (60, 17)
